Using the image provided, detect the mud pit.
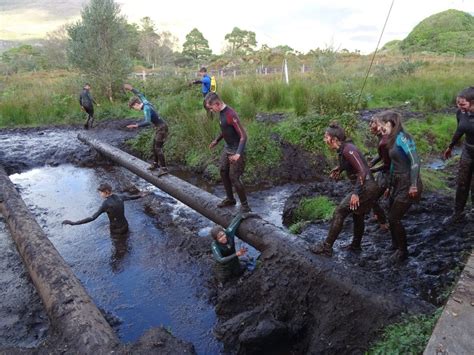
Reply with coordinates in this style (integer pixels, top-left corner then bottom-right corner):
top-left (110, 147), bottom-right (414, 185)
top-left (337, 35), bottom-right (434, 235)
top-left (0, 119), bottom-right (472, 354)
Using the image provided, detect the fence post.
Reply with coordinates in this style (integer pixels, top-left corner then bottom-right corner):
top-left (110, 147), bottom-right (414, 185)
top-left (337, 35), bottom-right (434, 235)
top-left (233, 70), bottom-right (236, 78)
top-left (284, 59), bottom-right (289, 85)
top-left (301, 64), bottom-right (305, 73)
top-left (142, 70), bottom-right (146, 82)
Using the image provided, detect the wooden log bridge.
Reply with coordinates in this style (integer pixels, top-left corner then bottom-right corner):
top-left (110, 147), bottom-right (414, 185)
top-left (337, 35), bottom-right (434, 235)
top-left (0, 166), bottom-right (120, 353)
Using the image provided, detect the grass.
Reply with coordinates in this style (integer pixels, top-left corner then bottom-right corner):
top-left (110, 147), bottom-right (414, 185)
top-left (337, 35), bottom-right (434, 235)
top-left (295, 196), bottom-right (336, 222)
top-left (421, 168), bottom-right (452, 194)
top-left (366, 309), bottom-right (442, 355)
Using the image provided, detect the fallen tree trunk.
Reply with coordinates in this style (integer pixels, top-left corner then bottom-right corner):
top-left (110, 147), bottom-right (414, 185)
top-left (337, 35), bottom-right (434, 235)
top-left (0, 166), bottom-right (119, 353)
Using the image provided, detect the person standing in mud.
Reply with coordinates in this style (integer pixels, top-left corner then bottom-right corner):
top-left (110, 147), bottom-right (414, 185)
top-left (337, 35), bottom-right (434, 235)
top-left (210, 213), bottom-right (247, 283)
top-left (79, 83), bottom-right (99, 129)
top-left (124, 84), bottom-right (169, 174)
top-left (206, 92), bottom-right (251, 213)
top-left (377, 111), bottom-right (423, 262)
top-left (310, 123), bottom-right (379, 257)
top-left (443, 87), bottom-right (474, 223)
top-left (62, 183), bottom-right (145, 235)
top-left (368, 117), bottom-right (390, 230)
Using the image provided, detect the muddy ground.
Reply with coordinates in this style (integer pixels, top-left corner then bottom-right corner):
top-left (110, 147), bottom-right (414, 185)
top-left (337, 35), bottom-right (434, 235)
top-left (0, 117), bottom-right (472, 354)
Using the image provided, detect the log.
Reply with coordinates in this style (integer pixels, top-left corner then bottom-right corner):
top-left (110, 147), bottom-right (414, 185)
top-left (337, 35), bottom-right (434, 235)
top-left (0, 166), bottom-right (119, 353)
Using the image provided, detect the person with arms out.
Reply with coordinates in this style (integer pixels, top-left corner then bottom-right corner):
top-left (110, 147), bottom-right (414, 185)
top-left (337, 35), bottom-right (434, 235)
top-left (124, 84), bottom-right (169, 175)
top-left (310, 123), bottom-right (379, 257)
top-left (377, 111), bottom-right (423, 262)
top-left (210, 213), bottom-right (247, 283)
top-left (79, 83), bottom-right (99, 129)
top-left (206, 92), bottom-right (251, 213)
top-left (190, 67), bottom-right (215, 115)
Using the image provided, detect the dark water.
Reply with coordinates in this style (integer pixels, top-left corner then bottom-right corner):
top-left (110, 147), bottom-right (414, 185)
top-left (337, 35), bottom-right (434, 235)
top-left (10, 165), bottom-right (221, 354)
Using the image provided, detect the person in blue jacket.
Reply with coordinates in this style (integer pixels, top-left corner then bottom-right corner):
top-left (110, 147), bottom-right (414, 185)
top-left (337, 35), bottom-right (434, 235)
top-left (376, 111), bottom-right (423, 262)
top-left (190, 67), bottom-right (213, 115)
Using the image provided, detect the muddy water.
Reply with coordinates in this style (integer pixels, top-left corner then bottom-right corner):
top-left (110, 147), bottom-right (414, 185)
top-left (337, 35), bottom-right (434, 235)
top-left (9, 165), bottom-right (221, 354)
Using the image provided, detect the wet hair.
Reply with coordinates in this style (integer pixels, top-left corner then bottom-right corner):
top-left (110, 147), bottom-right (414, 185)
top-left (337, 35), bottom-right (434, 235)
top-left (210, 225), bottom-right (225, 240)
top-left (84, 83), bottom-right (90, 88)
top-left (458, 86), bottom-right (474, 104)
top-left (128, 96), bottom-right (142, 108)
top-left (205, 92), bottom-right (222, 106)
top-left (199, 67), bottom-right (207, 73)
top-left (374, 110), bottom-right (411, 148)
top-left (98, 183), bottom-right (112, 193)
top-left (325, 122), bottom-right (346, 142)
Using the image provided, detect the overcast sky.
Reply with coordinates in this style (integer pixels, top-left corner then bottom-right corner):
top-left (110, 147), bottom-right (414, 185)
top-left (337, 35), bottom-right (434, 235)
top-left (0, 0), bottom-right (473, 53)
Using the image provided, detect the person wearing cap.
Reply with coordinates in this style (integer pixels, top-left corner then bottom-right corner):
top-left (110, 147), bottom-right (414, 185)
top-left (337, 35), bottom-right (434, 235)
top-left (62, 183), bottom-right (146, 234)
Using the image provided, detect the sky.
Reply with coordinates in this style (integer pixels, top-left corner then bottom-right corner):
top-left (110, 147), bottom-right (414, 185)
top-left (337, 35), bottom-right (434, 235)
top-left (0, 0), bottom-right (473, 53)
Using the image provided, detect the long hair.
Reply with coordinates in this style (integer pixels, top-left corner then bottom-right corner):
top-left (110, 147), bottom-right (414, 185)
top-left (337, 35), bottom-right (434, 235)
top-left (325, 122), bottom-right (346, 142)
top-left (374, 110), bottom-right (410, 148)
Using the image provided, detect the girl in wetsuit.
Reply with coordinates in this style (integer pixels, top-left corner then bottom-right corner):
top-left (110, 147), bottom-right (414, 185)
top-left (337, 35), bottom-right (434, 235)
top-left (310, 123), bottom-right (379, 257)
top-left (443, 87), bottom-right (474, 223)
top-left (376, 111), bottom-right (422, 262)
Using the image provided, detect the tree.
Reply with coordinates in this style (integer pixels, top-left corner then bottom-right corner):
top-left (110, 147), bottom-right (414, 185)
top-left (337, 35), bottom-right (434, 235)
top-left (67, 0), bottom-right (132, 101)
top-left (1, 45), bottom-right (43, 73)
top-left (42, 24), bottom-right (69, 69)
top-left (182, 28), bottom-right (212, 62)
top-left (224, 27), bottom-right (257, 56)
top-left (138, 17), bottom-right (161, 66)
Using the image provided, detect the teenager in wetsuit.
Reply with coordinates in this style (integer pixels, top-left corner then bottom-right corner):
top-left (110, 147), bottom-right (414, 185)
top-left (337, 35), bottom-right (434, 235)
top-left (124, 84), bottom-right (169, 174)
top-left (205, 92), bottom-right (251, 213)
top-left (79, 83), bottom-right (99, 129)
top-left (377, 111), bottom-right (423, 262)
top-left (368, 116), bottom-right (390, 230)
top-left (62, 183), bottom-right (143, 234)
top-left (310, 123), bottom-right (379, 257)
top-left (443, 88), bottom-right (474, 223)
top-left (210, 213), bottom-right (247, 282)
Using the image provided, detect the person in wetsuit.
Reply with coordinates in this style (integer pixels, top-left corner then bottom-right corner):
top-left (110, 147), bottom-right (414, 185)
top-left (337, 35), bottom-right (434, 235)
top-left (62, 183), bottom-right (144, 234)
top-left (79, 83), bottom-right (99, 129)
top-left (210, 213), bottom-right (247, 282)
top-left (124, 84), bottom-right (169, 174)
top-left (443, 87), bottom-right (474, 223)
top-left (377, 110), bottom-right (423, 262)
top-left (206, 92), bottom-right (251, 213)
top-left (368, 116), bottom-right (390, 230)
top-left (310, 123), bottom-right (379, 257)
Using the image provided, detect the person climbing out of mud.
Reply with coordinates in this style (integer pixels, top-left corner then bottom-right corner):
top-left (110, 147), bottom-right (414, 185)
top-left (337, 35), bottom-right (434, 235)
top-left (368, 116), bottom-right (390, 231)
top-left (443, 88), bottom-right (474, 223)
top-left (310, 123), bottom-right (379, 257)
top-left (206, 92), bottom-right (252, 213)
top-left (123, 83), bottom-right (169, 175)
top-left (377, 111), bottom-right (423, 262)
top-left (62, 183), bottom-right (146, 235)
top-left (79, 83), bottom-right (99, 129)
top-left (210, 212), bottom-right (247, 283)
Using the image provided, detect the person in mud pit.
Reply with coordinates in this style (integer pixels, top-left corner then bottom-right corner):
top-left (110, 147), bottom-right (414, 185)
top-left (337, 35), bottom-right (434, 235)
top-left (79, 83), bottom-right (99, 129)
top-left (124, 83), bottom-right (169, 175)
top-left (443, 88), bottom-right (474, 223)
top-left (206, 92), bottom-right (251, 213)
top-left (62, 183), bottom-right (145, 234)
top-left (210, 213), bottom-right (247, 283)
top-left (310, 123), bottom-right (379, 257)
top-left (368, 116), bottom-right (390, 231)
top-left (376, 110), bottom-right (423, 262)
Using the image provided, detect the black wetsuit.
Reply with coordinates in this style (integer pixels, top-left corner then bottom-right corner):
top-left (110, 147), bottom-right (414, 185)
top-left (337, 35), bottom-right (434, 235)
top-left (213, 105), bottom-right (248, 205)
top-left (325, 142), bottom-right (378, 249)
top-left (370, 134), bottom-right (391, 224)
top-left (67, 194), bottom-right (140, 234)
top-left (79, 88), bottom-right (96, 128)
top-left (211, 214), bottom-right (244, 282)
top-left (450, 110), bottom-right (474, 213)
top-left (387, 132), bottom-right (422, 257)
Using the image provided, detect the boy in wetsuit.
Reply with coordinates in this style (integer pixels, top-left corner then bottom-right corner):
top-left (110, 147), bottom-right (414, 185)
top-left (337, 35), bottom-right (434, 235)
top-left (210, 213), bottom-right (247, 282)
top-left (124, 84), bottom-right (169, 175)
top-left (62, 183), bottom-right (144, 234)
top-left (79, 83), bottom-right (99, 129)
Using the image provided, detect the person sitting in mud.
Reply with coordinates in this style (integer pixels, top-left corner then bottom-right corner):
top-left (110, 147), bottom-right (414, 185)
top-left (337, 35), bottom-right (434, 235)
top-left (79, 83), bottom-right (99, 129)
top-left (377, 111), bottom-right (422, 262)
top-left (123, 83), bottom-right (169, 175)
top-left (210, 213), bottom-right (247, 283)
top-left (62, 183), bottom-right (145, 234)
top-left (368, 116), bottom-right (390, 231)
top-left (443, 88), bottom-right (474, 223)
top-left (310, 123), bottom-right (379, 257)
top-left (206, 92), bottom-right (251, 213)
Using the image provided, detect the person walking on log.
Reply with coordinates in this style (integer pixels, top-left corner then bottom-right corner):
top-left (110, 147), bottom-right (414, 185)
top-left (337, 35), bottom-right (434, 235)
top-left (124, 83), bottom-right (169, 176)
top-left (310, 123), bottom-right (379, 257)
top-left (205, 92), bottom-right (251, 213)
